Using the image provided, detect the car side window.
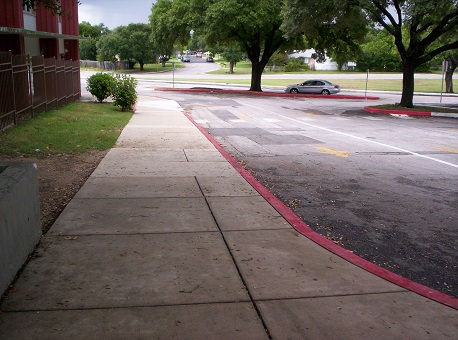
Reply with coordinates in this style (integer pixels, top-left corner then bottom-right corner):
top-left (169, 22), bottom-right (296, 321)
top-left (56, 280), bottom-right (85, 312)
top-left (303, 81), bottom-right (313, 86)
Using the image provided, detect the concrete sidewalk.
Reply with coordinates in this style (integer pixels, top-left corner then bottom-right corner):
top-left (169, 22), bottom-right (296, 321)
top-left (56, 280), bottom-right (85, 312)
top-left (0, 96), bottom-right (456, 339)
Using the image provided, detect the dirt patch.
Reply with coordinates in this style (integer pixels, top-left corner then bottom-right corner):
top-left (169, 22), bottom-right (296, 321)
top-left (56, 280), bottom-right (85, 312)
top-left (1, 150), bottom-right (107, 234)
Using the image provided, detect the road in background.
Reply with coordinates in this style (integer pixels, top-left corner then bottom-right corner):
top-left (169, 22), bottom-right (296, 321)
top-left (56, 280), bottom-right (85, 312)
top-left (81, 61), bottom-right (458, 106)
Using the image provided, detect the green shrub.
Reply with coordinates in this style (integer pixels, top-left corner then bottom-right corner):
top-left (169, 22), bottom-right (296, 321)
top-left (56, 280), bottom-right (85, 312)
top-left (111, 74), bottom-right (138, 112)
top-left (86, 72), bottom-right (115, 102)
top-left (284, 58), bottom-right (308, 72)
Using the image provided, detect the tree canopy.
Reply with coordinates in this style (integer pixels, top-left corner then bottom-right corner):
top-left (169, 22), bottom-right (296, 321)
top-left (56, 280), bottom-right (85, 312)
top-left (220, 44), bottom-right (245, 74)
top-left (79, 21), bottom-right (109, 39)
top-left (356, 28), bottom-right (402, 72)
top-left (149, 0), bottom-right (192, 59)
top-left (150, 0), bottom-right (304, 91)
top-left (22, 0), bottom-right (80, 13)
top-left (96, 32), bottom-right (120, 63)
top-left (283, 0), bottom-right (458, 107)
top-left (96, 24), bottom-right (155, 70)
top-left (79, 22), bottom-right (110, 60)
top-left (205, 0), bottom-right (300, 91)
top-left (358, 0), bottom-right (458, 106)
top-left (282, 0), bottom-right (368, 64)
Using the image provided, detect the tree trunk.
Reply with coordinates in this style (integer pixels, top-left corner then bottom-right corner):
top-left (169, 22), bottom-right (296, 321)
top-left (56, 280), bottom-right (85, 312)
top-left (250, 60), bottom-right (263, 92)
top-left (444, 56), bottom-right (457, 93)
top-left (445, 71), bottom-right (454, 93)
top-left (139, 61), bottom-right (144, 71)
top-left (229, 61), bottom-right (235, 74)
top-left (400, 62), bottom-right (415, 108)
top-left (245, 27), bottom-right (284, 92)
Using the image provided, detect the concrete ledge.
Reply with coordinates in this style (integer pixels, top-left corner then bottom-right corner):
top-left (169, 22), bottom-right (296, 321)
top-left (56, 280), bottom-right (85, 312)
top-left (0, 162), bottom-right (41, 296)
top-left (431, 111), bottom-right (458, 118)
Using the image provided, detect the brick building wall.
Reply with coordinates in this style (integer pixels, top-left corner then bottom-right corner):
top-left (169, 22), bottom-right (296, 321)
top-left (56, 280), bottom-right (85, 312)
top-left (0, 0), bottom-right (79, 60)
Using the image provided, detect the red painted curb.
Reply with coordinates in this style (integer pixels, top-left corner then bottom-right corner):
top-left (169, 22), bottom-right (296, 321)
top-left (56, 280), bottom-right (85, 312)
top-left (157, 87), bottom-right (379, 100)
top-left (364, 106), bottom-right (431, 116)
top-left (184, 111), bottom-right (458, 310)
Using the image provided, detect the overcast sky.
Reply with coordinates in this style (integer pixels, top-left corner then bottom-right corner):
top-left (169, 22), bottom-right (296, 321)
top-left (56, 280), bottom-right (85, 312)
top-left (79, 0), bottom-right (155, 29)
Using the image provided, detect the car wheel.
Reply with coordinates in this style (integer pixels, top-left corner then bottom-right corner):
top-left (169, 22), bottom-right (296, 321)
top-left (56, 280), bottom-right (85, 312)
top-left (321, 89), bottom-right (331, 95)
top-left (290, 88), bottom-right (299, 94)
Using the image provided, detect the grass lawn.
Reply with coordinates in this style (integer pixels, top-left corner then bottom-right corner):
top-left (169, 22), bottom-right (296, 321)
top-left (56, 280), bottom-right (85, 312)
top-left (0, 102), bottom-right (132, 155)
top-left (126, 61), bottom-right (184, 73)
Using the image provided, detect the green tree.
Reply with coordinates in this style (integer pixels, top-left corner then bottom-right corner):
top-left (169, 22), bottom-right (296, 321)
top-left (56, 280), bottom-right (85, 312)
top-left (269, 51), bottom-right (289, 67)
top-left (282, 0), bottom-right (367, 68)
top-left (117, 24), bottom-right (155, 71)
top-left (283, 0), bottom-right (458, 107)
top-left (79, 22), bottom-right (110, 61)
top-left (150, 0), bottom-right (304, 91)
top-left (436, 29), bottom-right (458, 93)
top-left (96, 33), bottom-right (120, 64)
top-left (188, 31), bottom-right (207, 52)
top-left (444, 53), bottom-right (458, 93)
top-left (220, 44), bottom-right (245, 74)
top-left (150, 0), bottom-right (191, 61)
top-left (357, 0), bottom-right (458, 107)
top-left (203, 0), bottom-right (300, 91)
top-left (96, 24), bottom-right (155, 71)
top-left (79, 22), bottom-right (110, 39)
top-left (356, 28), bottom-right (402, 72)
top-left (80, 37), bottom-right (97, 60)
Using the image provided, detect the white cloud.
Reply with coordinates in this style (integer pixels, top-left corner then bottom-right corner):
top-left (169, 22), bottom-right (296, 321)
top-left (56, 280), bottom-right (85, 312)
top-left (78, 1), bottom-right (154, 29)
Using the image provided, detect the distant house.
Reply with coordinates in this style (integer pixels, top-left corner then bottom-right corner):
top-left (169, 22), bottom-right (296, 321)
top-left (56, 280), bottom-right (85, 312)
top-left (289, 49), bottom-right (356, 71)
top-left (0, 0), bottom-right (79, 60)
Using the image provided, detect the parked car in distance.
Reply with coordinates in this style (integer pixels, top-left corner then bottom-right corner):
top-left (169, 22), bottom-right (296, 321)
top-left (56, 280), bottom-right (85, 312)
top-left (181, 55), bottom-right (191, 62)
top-left (285, 79), bottom-right (340, 95)
top-left (206, 57), bottom-right (214, 62)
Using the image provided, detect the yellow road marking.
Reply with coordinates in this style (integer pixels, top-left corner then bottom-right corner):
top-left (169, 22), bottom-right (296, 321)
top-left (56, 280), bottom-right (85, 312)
top-left (238, 112), bottom-right (251, 120)
top-left (437, 146), bottom-right (458, 154)
top-left (315, 146), bottom-right (350, 158)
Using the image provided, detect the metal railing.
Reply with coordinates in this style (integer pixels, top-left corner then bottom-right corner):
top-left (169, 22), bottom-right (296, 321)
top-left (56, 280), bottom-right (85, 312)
top-left (0, 52), bottom-right (81, 132)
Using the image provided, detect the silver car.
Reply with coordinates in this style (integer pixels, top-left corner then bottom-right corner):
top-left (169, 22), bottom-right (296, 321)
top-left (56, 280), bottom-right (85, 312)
top-left (285, 79), bottom-right (340, 95)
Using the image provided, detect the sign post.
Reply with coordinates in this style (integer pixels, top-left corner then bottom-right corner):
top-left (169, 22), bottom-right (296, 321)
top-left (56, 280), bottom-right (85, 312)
top-left (365, 69), bottom-right (369, 99)
top-left (172, 62), bottom-right (175, 88)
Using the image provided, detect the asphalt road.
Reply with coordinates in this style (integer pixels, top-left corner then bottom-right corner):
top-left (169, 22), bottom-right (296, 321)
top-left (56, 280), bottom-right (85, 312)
top-left (149, 90), bottom-right (458, 297)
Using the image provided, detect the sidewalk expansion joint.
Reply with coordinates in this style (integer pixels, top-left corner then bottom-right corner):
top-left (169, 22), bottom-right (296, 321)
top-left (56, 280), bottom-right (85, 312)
top-left (1, 300), bottom-right (255, 313)
top-left (46, 230), bottom-right (221, 237)
top-left (182, 149), bottom-right (190, 161)
top-left (251, 290), bottom-right (410, 303)
top-left (221, 227), bottom-right (290, 232)
top-left (195, 176), bottom-right (273, 340)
